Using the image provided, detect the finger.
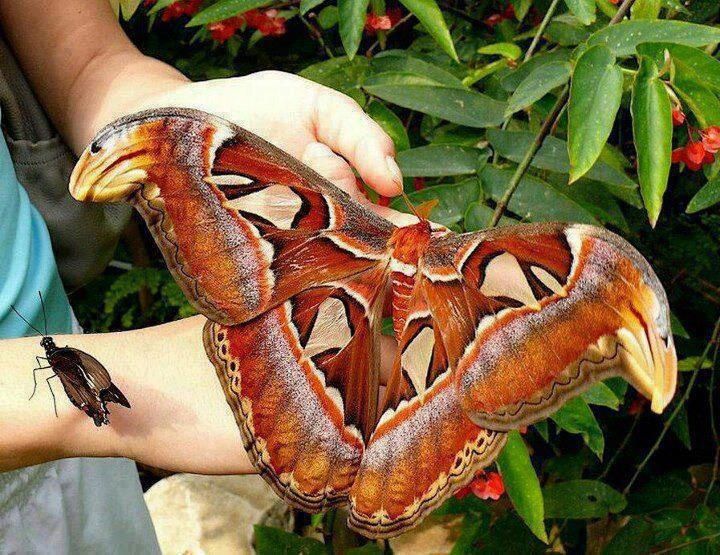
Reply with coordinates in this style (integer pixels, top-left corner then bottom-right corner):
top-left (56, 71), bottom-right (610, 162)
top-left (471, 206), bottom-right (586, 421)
top-left (369, 203), bottom-right (420, 228)
top-left (301, 142), bottom-right (364, 200)
top-left (312, 89), bottom-right (403, 197)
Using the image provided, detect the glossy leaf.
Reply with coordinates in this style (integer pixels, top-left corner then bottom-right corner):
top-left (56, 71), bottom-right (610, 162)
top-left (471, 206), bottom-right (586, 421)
top-left (582, 382), bottom-right (621, 410)
top-left (338, 0), bottom-right (371, 59)
top-left (487, 130), bottom-right (638, 191)
top-left (371, 52), bottom-right (465, 87)
top-left (478, 42), bottom-right (522, 60)
top-left (543, 480), bottom-right (626, 519)
top-left (551, 397), bottom-right (605, 458)
top-left (687, 175), bottom-right (720, 213)
top-left (365, 82), bottom-right (506, 127)
top-left (464, 202), bottom-right (514, 230)
top-left (631, 0), bottom-right (661, 19)
top-left (398, 0), bottom-right (458, 61)
top-left (299, 57), bottom-right (369, 105)
top-left (625, 471), bottom-right (693, 514)
top-left (637, 42), bottom-right (720, 93)
top-left (501, 50), bottom-right (574, 92)
top-left (188, 0), bottom-right (272, 25)
top-left (564, 0), bottom-right (596, 25)
top-left (673, 76), bottom-right (720, 128)
top-left (481, 167), bottom-right (599, 224)
top-left (390, 179), bottom-right (480, 225)
top-left (397, 145), bottom-right (484, 176)
top-left (496, 431), bottom-right (548, 543)
top-left (300, 0), bottom-right (325, 15)
top-left (604, 518), bottom-right (655, 555)
top-left (505, 61), bottom-right (572, 118)
top-left (587, 20), bottom-right (720, 57)
top-left (631, 56), bottom-right (672, 227)
top-left (366, 101), bottom-right (410, 151)
top-left (568, 45), bottom-right (623, 183)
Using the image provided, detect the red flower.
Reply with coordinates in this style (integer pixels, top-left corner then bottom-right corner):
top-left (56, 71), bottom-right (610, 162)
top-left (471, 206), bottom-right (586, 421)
top-left (701, 126), bottom-right (720, 153)
top-left (366, 14), bottom-right (392, 31)
top-left (244, 9), bottom-right (286, 36)
top-left (208, 17), bottom-right (241, 42)
top-left (484, 13), bottom-right (504, 27)
top-left (161, 0), bottom-right (201, 22)
top-left (672, 108), bottom-right (686, 127)
top-left (672, 141), bottom-right (715, 171)
top-left (608, 0), bottom-right (619, 4)
top-left (501, 3), bottom-right (515, 19)
top-left (627, 392), bottom-right (649, 415)
top-left (413, 177), bottom-right (425, 191)
top-left (455, 471), bottom-right (505, 501)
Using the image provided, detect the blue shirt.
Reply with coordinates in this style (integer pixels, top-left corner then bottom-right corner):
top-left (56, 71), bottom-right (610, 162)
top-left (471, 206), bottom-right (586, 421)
top-left (0, 117), bottom-right (159, 553)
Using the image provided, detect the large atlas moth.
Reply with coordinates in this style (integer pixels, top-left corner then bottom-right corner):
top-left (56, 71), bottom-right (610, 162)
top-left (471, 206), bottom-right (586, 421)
top-left (69, 108), bottom-right (677, 538)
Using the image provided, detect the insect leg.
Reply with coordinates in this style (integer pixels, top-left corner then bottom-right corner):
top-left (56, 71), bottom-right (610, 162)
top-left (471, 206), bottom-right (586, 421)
top-left (46, 375), bottom-right (59, 418)
top-left (29, 362), bottom-right (52, 400)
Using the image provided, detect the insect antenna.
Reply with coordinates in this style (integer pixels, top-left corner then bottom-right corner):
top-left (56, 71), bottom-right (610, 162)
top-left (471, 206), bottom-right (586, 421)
top-left (400, 190), bottom-right (423, 221)
top-left (9, 304), bottom-right (45, 337)
top-left (38, 291), bottom-right (48, 336)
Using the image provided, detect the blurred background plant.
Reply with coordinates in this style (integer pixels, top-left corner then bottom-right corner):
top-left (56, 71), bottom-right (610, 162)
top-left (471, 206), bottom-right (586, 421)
top-left (76, 0), bottom-right (720, 552)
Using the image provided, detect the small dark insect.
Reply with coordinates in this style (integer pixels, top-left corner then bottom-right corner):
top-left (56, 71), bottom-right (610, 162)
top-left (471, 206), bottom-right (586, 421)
top-left (10, 293), bottom-right (130, 427)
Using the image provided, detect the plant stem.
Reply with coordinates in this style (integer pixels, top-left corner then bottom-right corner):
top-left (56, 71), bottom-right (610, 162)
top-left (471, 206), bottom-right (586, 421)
top-left (487, 0), bottom-right (637, 228)
top-left (652, 532), bottom-right (720, 554)
top-left (622, 318), bottom-right (720, 496)
top-left (598, 412), bottom-right (641, 480)
top-left (488, 85), bottom-right (568, 227)
top-left (704, 336), bottom-right (720, 504)
top-left (299, 14), bottom-right (334, 58)
top-left (524, 0), bottom-right (562, 62)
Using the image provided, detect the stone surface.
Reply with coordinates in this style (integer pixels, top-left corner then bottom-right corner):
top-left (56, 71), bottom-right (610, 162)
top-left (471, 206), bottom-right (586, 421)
top-left (144, 473), bottom-right (291, 554)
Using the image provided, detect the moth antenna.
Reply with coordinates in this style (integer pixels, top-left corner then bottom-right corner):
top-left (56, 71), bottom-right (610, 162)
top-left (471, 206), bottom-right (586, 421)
top-left (38, 291), bottom-right (48, 336)
top-left (400, 191), bottom-right (423, 221)
top-left (9, 304), bottom-right (44, 336)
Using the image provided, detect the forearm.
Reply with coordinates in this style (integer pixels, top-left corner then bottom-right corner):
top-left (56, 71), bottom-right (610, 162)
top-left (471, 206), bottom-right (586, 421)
top-left (0, 316), bottom-right (253, 474)
top-left (0, 0), bottom-right (188, 153)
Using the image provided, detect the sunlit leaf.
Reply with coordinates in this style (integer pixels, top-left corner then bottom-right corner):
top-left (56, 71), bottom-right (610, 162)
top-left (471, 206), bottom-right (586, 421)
top-left (497, 431), bottom-right (548, 543)
top-left (631, 56), bottom-right (672, 226)
top-left (505, 61), bottom-right (571, 118)
top-left (398, 0), bottom-right (458, 61)
top-left (564, 0), bottom-right (596, 26)
top-left (338, 0), bottom-right (371, 59)
top-left (397, 145), bottom-right (486, 176)
top-left (366, 101), bottom-right (410, 151)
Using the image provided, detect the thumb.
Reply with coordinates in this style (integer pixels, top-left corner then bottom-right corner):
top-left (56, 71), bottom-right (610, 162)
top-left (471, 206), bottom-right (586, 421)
top-left (301, 142), bottom-right (364, 200)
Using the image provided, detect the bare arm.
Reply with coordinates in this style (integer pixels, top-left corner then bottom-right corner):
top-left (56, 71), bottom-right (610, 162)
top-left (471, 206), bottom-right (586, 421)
top-left (0, 316), bottom-right (253, 474)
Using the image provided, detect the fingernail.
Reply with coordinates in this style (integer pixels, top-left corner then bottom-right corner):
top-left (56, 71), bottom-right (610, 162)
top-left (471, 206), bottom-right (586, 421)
top-left (306, 142), bottom-right (335, 159)
top-left (385, 156), bottom-right (403, 190)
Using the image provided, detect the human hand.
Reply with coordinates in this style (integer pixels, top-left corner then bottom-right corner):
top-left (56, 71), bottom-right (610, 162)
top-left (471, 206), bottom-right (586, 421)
top-left (134, 71), bottom-right (417, 226)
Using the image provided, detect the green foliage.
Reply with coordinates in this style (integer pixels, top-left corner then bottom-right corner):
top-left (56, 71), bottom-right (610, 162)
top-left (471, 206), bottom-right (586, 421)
top-left (97, 1), bottom-right (720, 552)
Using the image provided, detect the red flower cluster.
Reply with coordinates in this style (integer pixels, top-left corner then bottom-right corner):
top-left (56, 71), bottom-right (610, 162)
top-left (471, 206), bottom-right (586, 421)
top-left (365, 7), bottom-right (402, 33)
top-left (207, 9), bottom-right (286, 43)
top-left (455, 470), bottom-right (505, 501)
top-left (672, 126), bottom-right (720, 171)
top-left (672, 108), bottom-right (686, 127)
top-left (159, 0), bottom-right (201, 22)
top-left (485, 4), bottom-right (515, 27)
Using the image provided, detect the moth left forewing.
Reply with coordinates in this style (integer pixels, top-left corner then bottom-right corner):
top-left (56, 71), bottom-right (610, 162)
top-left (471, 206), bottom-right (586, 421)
top-left (442, 223), bottom-right (677, 431)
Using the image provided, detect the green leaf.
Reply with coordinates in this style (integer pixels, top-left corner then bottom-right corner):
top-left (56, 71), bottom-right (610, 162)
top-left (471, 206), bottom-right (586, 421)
top-left (543, 480), bottom-right (626, 519)
top-left (568, 45), bottom-right (623, 183)
top-left (625, 471), bottom-right (692, 514)
top-left (300, 0), bottom-right (325, 15)
top-left (631, 56), bottom-right (672, 227)
top-left (551, 397), bottom-right (605, 458)
top-left (677, 356), bottom-right (713, 371)
top-left (588, 20), bottom-right (720, 57)
top-left (670, 403), bottom-right (691, 449)
top-left (366, 101), bottom-right (410, 151)
top-left (317, 5), bottom-right (339, 28)
top-left (487, 130), bottom-right (638, 191)
top-left (637, 43), bottom-right (720, 93)
top-left (371, 52), bottom-right (465, 87)
top-left (564, 0), bottom-right (596, 26)
top-left (673, 76), bottom-right (720, 128)
top-left (253, 525), bottom-right (325, 555)
top-left (148, 0), bottom-right (179, 15)
top-left (505, 61), bottom-right (572, 118)
top-left (501, 50), bottom-right (574, 92)
top-left (188, 0), bottom-right (272, 26)
top-left (390, 179), bottom-right (480, 225)
top-left (364, 82), bottom-right (507, 128)
top-left (338, 0), bottom-right (371, 59)
top-left (631, 0), bottom-right (661, 19)
top-left (398, 0), bottom-right (458, 62)
top-left (496, 431), bottom-right (548, 543)
top-left (583, 382), bottom-right (620, 410)
top-left (397, 145), bottom-right (484, 176)
top-left (464, 202), bottom-right (515, 230)
top-left (511, 0), bottom-right (533, 21)
top-left (670, 312), bottom-right (689, 339)
top-left (478, 42), bottom-right (522, 60)
top-left (481, 166), bottom-right (599, 224)
top-left (603, 518), bottom-right (655, 555)
top-left (687, 175), bottom-right (720, 213)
